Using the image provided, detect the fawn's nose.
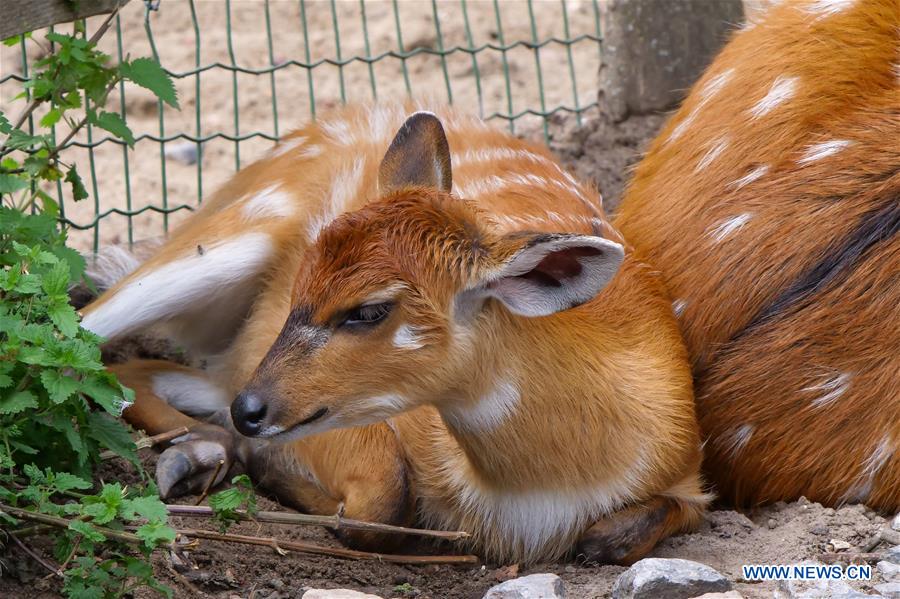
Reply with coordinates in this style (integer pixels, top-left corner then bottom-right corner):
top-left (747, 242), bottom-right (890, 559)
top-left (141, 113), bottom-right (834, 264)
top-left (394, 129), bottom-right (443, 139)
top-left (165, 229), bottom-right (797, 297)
top-left (231, 391), bottom-right (268, 437)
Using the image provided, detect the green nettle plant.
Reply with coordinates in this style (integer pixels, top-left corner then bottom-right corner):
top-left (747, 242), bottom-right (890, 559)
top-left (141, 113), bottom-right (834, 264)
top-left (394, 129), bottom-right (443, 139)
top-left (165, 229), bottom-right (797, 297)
top-left (0, 17), bottom-right (182, 598)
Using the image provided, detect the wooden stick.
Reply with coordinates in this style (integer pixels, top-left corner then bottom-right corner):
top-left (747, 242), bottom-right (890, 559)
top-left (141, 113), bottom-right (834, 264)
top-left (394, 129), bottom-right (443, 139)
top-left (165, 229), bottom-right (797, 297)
top-left (820, 552), bottom-right (885, 564)
top-left (176, 528), bottom-right (479, 565)
top-left (0, 504), bottom-right (143, 546)
top-left (4, 528), bottom-right (63, 577)
top-left (100, 426), bottom-right (189, 460)
top-left (193, 459), bottom-right (225, 506)
top-left (165, 504), bottom-right (470, 541)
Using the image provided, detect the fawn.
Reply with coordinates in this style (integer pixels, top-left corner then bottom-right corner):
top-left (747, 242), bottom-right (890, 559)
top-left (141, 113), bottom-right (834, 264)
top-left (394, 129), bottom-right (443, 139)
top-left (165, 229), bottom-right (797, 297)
top-left (81, 105), bottom-right (708, 564)
top-left (616, 0), bottom-right (899, 508)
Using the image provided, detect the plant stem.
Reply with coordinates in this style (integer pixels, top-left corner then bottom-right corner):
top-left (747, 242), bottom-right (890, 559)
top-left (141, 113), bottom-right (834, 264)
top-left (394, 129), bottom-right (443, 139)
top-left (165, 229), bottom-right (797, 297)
top-left (4, 527), bottom-right (63, 577)
top-left (165, 504), bottom-right (470, 541)
top-left (176, 528), bottom-right (479, 565)
top-left (0, 503), bottom-right (144, 546)
top-left (99, 426), bottom-right (189, 460)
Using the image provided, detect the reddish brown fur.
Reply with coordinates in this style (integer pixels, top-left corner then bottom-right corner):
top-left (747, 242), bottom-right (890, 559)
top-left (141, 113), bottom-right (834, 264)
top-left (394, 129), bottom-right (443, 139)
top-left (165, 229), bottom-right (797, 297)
top-left (616, 0), bottom-right (899, 508)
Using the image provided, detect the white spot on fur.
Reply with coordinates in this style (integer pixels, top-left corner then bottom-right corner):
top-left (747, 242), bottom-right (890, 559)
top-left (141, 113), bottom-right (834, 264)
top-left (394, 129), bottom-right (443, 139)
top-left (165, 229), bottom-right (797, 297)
top-left (724, 424), bottom-right (754, 458)
top-left (804, 372), bottom-right (852, 408)
top-left (321, 118), bottom-right (354, 145)
top-left (81, 233), bottom-right (273, 341)
top-left (804, 0), bottom-right (856, 18)
top-left (798, 140), bottom-right (852, 164)
top-left (750, 76), bottom-right (798, 119)
top-left (393, 324), bottom-right (425, 350)
top-left (241, 185), bottom-right (294, 220)
top-left (729, 164), bottom-right (770, 190)
top-left (672, 299), bottom-right (688, 316)
top-left (696, 136), bottom-right (729, 172)
top-left (441, 379), bottom-right (521, 433)
top-left (371, 105), bottom-right (402, 142)
top-left (152, 372), bottom-right (231, 417)
top-left (307, 157), bottom-right (366, 240)
top-left (669, 109), bottom-right (698, 143)
top-left (270, 135), bottom-right (306, 158)
top-left (360, 283), bottom-right (407, 306)
top-left (700, 68), bottom-right (735, 102)
top-left (841, 433), bottom-right (893, 503)
top-left (299, 144), bottom-right (322, 159)
top-left (707, 213), bottom-right (752, 242)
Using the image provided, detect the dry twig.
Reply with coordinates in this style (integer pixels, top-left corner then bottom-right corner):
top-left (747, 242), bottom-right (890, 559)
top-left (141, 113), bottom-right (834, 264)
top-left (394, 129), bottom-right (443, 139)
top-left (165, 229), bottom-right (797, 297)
top-left (4, 528), bottom-right (62, 577)
top-left (165, 504), bottom-right (469, 541)
top-left (100, 426), bottom-right (190, 460)
top-left (176, 528), bottom-right (479, 565)
top-left (193, 459), bottom-right (225, 506)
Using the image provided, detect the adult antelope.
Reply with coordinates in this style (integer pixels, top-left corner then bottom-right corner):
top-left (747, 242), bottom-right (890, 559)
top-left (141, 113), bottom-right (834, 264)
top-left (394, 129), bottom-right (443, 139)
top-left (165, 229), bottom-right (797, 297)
top-left (81, 105), bottom-right (708, 564)
top-left (615, 0), bottom-right (899, 509)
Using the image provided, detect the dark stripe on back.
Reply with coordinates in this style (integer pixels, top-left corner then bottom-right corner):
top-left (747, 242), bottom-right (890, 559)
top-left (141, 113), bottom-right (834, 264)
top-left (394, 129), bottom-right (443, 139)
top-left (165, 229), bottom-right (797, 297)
top-left (734, 194), bottom-right (900, 341)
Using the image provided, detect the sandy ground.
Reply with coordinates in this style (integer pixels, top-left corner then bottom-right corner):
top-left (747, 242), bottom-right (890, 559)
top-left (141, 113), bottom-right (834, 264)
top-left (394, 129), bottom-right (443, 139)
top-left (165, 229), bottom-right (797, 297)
top-left (1, 0), bottom-right (602, 252)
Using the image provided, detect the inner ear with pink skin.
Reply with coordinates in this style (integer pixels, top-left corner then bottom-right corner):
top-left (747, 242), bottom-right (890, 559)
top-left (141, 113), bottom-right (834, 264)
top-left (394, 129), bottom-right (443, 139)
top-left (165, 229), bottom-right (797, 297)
top-left (482, 234), bottom-right (625, 317)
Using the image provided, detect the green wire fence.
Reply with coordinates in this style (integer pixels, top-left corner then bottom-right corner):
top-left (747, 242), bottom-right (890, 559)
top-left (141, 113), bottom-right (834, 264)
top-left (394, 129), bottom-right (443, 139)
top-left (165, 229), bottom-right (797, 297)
top-left (0, 0), bottom-right (603, 252)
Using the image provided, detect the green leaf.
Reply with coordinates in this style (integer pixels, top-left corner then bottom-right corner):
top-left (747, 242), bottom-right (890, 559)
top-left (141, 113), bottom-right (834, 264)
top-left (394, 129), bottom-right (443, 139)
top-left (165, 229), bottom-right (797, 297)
top-left (39, 107), bottom-right (61, 128)
top-left (92, 111), bottom-right (135, 147)
top-left (42, 260), bottom-right (70, 295)
top-left (122, 495), bottom-right (168, 524)
top-left (64, 165), bottom-right (89, 202)
top-left (48, 301), bottom-right (79, 337)
top-left (136, 521), bottom-right (176, 548)
top-left (52, 472), bottom-right (92, 492)
top-left (68, 520), bottom-right (106, 543)
top-left (0, 390), bottom-right (38, 414)
top-left (80, 372), bottom-right (130, 415)
top-left (86, 411), bottom-right (137, 464)
top-left (40, 369), bottom-right (80, 404)
top-left (120, 58), bottom-right (179, 108)
top-left (0, 174), bottom-right (28, 194)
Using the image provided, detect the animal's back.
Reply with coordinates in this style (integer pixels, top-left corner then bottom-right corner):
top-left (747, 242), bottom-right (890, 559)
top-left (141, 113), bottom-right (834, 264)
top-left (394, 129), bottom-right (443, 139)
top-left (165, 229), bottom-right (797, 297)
top-left (615, 0), bottom-right (900, 507)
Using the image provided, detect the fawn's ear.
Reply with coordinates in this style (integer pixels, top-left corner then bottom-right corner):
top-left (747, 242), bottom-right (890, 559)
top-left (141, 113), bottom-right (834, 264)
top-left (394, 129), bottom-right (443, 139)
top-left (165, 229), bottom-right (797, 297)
top-left (379, 111), bottom-right (452, 193)
top-left (477, 234), bottom-right (625, 317)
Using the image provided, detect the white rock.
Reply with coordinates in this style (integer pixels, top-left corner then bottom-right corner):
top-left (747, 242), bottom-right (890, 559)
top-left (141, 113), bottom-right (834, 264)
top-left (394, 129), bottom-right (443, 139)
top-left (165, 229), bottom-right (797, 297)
top-left (483, 573), bottom-right (566, 599)
top-left (874, 582), bottom-right (900, 598)
top-left (612, 558), bottom-right (731, 599)
top-left (164, 141), bottom-right (201, 165)
top-left (302, 590), bottom-right (383, 599)
top-left (892, 513), bottom-right (900, 532)
top-left (885, 546), bottom-right (900, 565)
top-left (829, 539), bottom-right (852, 552)
top-left (879, 560), bottom-right (900, 582)
top-left (775, 577), bottom-right (876, 599)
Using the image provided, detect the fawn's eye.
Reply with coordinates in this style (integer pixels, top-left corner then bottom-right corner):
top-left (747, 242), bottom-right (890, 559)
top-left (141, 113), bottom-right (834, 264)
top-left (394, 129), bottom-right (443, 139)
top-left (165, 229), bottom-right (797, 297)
top-left (341, 302), bottom-right (393, 329)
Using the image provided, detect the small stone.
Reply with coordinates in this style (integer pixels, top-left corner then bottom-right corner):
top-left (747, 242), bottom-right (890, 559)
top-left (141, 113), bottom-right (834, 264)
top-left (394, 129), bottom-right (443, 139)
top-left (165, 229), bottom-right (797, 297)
top-left (774, 565), bottom-right (877, 599)
top-left (809, 524), bottom-right (829, 536)
top-left (564, 565), bottom-right (577, 574)
top-left (612, 558), bottom-right (731, 599)
top-left (874, 582), bottom-right (900, 598)
top-left (164, 141), bottom-right (201, 165)
top-left (829, 539), bottom-right (852, 552)
top-left (892, 513), bottom-right (900, 532)
top-left (885, 546), bottom-right (900, 565)
top-left (269, 578), bottom-right (285, 590)
top-left (302, 591), bottom-right (383, 599)
top-left (878, 560), bottom-right (900, 582)
top-left (767, 518), bottom-right (777, 529)
top-left (492, 564), bottom-right (520, 582)
top-left (483, 573), bottom-right (566, 599)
